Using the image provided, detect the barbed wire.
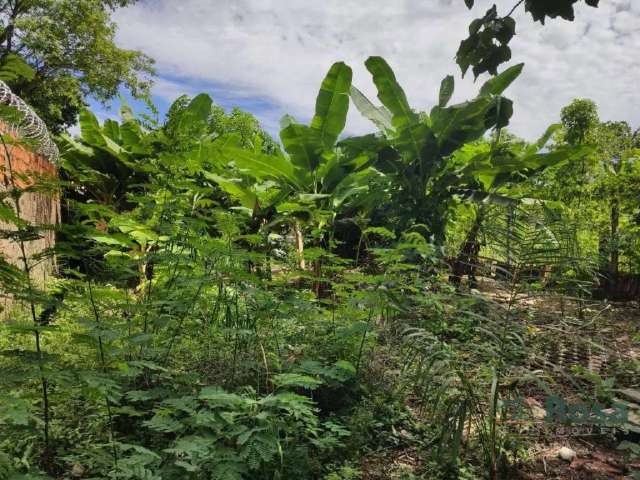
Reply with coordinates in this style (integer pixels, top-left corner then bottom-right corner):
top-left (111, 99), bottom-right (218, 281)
top-left (0, 79), bottom-right (59, 162)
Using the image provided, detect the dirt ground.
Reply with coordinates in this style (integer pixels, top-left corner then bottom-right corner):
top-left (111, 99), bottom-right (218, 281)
top-left (360, 281), bottom-right (640, 479)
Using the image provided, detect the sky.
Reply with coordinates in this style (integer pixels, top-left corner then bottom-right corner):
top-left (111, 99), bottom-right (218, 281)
top-left (98, 0), bottom-right (640, 142)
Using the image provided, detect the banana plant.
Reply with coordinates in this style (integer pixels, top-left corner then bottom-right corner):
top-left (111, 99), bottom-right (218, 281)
top-left (447, 127), bottom-right (592, 286)
top-left (59, 108), bottom-right (152, 212)
top-left (209, 62), bottom-right (378, 265)
top-left (350, 57), bottom-right (525, 244)
top-left (454, 124), bottom-right (593, 205)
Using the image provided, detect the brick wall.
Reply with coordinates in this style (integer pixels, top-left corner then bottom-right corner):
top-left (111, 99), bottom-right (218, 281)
top-left (1, 142), bottom-right (59, 311)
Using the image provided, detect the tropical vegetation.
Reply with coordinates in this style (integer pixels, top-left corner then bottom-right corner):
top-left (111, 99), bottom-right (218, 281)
top-left (1, 2), bottom-right (639, 479)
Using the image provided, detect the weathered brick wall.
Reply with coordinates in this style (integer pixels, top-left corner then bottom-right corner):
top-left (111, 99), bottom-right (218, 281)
top-left (1, 142), bottom-right (59, 310)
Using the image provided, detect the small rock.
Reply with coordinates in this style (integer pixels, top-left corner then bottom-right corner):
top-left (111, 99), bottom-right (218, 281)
top-left (71, 464), bottom-right (86, 477)
top-left (524, 397), bottom-right (546, 420)
top-left (558, 447), bottom-right (577, 462)
top-left (531, 405), bottom-right (547, 420)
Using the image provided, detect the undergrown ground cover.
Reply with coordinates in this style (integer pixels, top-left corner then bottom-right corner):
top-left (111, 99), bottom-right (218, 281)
top-left (354, 280), bottom-right (640, 479)
top-left (1, 54), bottom-right (639, 480)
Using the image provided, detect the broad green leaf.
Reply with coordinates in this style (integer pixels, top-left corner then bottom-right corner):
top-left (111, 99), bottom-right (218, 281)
top-left (310, 62), bottom-right (352, 149)
top-left (365, 56), bottom-right (426, 158)
top-left (103, 119), bottom-right (120, 142)
top-left (280, 114), bottom-right (297, 130)
top-left (276, 201), bottom-right (313, 215)
top-left (88, 232), bottom-right (135, 248)
top-left (272, 373), bottom-right (323, 390)
top-left (349, 85), bottom-right (393, 133)
top-left (222, 144), bottom-right (305, 189)
top-left (479, 63), bottom-right (524, 96)
top-left (520, 145), bottom-right (592, 171)
top-left (364, 56), bottom-right (418, 128)
top-left (337, 134), bottom-right (388, 169)
top-left (120, 121), bottom-right (147, 154)
top-left (186, 94), bottom-right (213, 123)
top-left (431, 97), bottom-right (493, 152)
top-left (332, 184), bottom-right (368, 208)
top-left (438, 75), bottom-right (455, 107)
top-left (279, 123), bottom-right (322, 174)
top-left (79, 109), bottom-right (106, 147)
top-left (203, 172), bottom-right (258, 211)
top-left (536, 124), bottom-right (561, 149)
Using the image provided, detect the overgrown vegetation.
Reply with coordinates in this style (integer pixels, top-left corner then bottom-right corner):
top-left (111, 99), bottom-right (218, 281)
top-left (1, 19), bottom-right (640, 480)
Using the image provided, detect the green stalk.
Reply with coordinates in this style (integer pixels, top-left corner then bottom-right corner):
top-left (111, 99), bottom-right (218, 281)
top-left (355, 306), bottom-right (374, 375)
top-left (87, 279), bottom-right (119, 476)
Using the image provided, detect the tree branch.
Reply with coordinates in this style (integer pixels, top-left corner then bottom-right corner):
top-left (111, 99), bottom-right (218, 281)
top-left (506, 0), bottom-right (525, 18)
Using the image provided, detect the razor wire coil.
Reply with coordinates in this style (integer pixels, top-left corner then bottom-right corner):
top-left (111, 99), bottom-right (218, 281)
top-left (0, 79), bottom-right (59, 162)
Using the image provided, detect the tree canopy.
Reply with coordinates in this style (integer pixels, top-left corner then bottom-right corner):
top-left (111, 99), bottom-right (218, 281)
top-left (0, 0), bottom-right (154, 132)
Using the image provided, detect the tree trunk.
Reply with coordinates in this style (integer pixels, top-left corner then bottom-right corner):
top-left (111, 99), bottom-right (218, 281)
top-left (450, 206), bottom-right (485, 288)
top-left (294, 222), bottom-right (305, 270)
top-left (609, 198), bottom-right (619, 276)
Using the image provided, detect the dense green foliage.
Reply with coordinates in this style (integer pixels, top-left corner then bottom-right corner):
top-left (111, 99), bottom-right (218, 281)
top-left (0, 0), bottom-right (153, 132)
top-left (1, 52), bottom-right (639, 480)
top-left (458, 0), bottom-right (600, 77)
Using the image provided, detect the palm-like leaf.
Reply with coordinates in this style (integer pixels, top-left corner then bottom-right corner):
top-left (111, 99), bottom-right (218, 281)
top-left (310, 61), bottom-right (352, 149)
top-left (349, 85), bottom-right (393, 133)
top-left (364, 56), bottom-right (427, 159)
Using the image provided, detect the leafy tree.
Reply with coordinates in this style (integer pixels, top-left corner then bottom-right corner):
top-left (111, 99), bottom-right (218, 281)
top-left (458, 0), bottom-right (600, 77)
top-left (592, 120), bottom-right (638, 275)
top-left (163, 95), bottom-right (278, 154)
top-left (560, 98), bottom-right (599, 146)
top-left (0, 0), bottom-right (154, 132)
top-left (537, 99), bottom-right (640, 299)
top-left (350, 58), bottom-right (523, 244)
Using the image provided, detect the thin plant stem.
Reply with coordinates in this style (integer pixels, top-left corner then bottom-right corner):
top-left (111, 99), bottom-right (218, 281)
top-left (87, 279), bottom-right (119, 476)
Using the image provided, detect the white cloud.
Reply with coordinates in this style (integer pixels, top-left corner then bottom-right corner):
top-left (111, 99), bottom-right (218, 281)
top-left (113, 0), bottom-right (640, 140)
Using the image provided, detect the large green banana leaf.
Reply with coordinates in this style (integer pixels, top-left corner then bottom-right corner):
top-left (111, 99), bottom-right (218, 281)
top-left (280, 123), bottom-right (322, 173)
top-left (202, 172), bottom-right (258, 211)
top-left (310, 61), bottom-right (352, 149)
top-left (218, 144), bottom-right (306, 190)
top-left (349, 85), bottom-right (393, 133)
top-left (478, 63), bottom-right (524, 97)
top-left (364, 56), bottom-right (427, 159)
